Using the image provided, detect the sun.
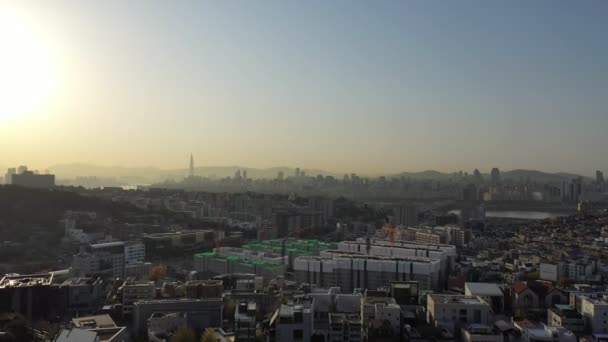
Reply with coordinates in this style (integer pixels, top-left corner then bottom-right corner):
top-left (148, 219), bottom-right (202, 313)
top-left (0, 8), bottom-right (57, 120)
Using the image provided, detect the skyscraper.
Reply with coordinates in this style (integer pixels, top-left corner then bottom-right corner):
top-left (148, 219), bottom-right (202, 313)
top-left (189, 154), bottom-right (194, 177)
top-left (490, 168), bottom-right (500, 185)
top-left (596, 170), bottom-right (605, 192)
top-left (393, 204), bottom-right (419, 227)
top-left (4, 168), bottom-right (16, 184)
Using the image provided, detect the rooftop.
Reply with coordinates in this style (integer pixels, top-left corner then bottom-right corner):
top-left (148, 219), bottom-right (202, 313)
top-left (465, 282), bottom-right (504, 297)
top-left (583, 296), bottom-right (608, 305)
top-left (61, 277), bottom-right (101, 287)
top-left (194, 252), bottom-right (286, 268)
top-left (316, 250), bottom-right (438, 263)
top-left (242, 238), bottom-right (337, 256)
top-left (464, 324), bottom-right (499, 335)
top-left (430, 295), bottom-right (487, 305)
top-left (361, 237), bottom-right (456, 250)
top-left (551, 305), bottom-right (582, 319)
top-left (91, 241), bottom-right (125, 249)
top-left (0, 273), bottom-right (53, 288)
top-left (72, 315), bottom-right (117, 329)
top-left (145, 230), bottom-right (214, 239)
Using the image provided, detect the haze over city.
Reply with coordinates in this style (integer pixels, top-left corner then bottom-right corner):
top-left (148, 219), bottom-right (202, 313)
top-left (5, 2), bottom-right (608, 342)
top-left (1, 1), bottom-right (607, 176)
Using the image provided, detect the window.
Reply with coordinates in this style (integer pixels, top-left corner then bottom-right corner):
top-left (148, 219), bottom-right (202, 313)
top-left (474, 310), bottom-right (481, 323)
top-left (293, 329), bottom-right (303, 340)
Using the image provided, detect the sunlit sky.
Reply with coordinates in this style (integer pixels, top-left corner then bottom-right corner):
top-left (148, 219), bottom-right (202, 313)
top-left (0, 1), bottom-right (607, 175)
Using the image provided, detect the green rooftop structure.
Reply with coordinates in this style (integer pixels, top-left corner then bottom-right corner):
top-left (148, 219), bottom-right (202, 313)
top-left (242, 238), bottom-right (336, 257)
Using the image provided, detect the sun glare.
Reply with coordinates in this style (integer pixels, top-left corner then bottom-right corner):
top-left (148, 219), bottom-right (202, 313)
top-left (0, 8), bottom-right (57, 120)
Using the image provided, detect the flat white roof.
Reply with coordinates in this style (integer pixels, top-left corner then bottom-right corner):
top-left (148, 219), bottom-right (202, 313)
top-left (465, 282), bottom-right (503, 297)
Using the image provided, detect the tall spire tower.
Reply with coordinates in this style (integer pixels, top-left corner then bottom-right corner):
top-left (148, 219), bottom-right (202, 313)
top-left (189, 153), bottom-right (194, 177)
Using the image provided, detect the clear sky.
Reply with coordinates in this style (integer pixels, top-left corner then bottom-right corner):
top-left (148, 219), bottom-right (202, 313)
top-left (0, 1), bottom-right (606, 175)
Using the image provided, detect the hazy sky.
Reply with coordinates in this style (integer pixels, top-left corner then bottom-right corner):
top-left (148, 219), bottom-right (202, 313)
top-left (1, 1), bottom-right (607, 175)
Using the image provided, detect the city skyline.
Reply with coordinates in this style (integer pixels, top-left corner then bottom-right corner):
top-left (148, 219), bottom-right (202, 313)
top-left (0, 159), bottom-right (605, 180)
top-left (1, 1), bottom-right (607, 175)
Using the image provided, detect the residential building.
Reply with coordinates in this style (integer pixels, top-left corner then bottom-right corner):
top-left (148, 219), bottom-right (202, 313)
top-left (235, 302), bottom-right (257, 342)
top-left (269, 300), bottom-right (313, 342)
top-left (60, 277), bottom-right (104, 317)
top-left (132, 298), bottom-right (223, 337)
top-left (362, 294), bottom-right (401, 337)
top-left (70, 314), bottom-right (128, 342)
top-left (547, 304), bottom-right (585, 334)
top-left (393, 204), bottom-right (419, 227)
top-left (580, 295), bottom-right (608, 334)
top-left (514, 320), bottom-right (576, 342)
top-left (426, 295), bottom-right (493, 334)
top-left (465, 283), bottom-right (505, 313)
top-left (72, 241), bottom-right (147, 279)
top-left (11, 170), bottom-right (55, 188)
top-left (0, 273), bottom-right (60, 320)
top-left (329, 312), bottom-right (363, 342)
top-left (185, 280), bottom-right (223, 299)
top-left (120, 279), bottom-right (155, 315)
top-left (461, 324), bottom-right (503, 342)
top-left (147, 312), bottom-right (188, 342)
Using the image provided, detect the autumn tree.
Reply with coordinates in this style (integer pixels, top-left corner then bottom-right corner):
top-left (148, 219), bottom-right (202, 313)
top-left (170, 326), bottom-right (196, 342)
top-left (201, 328), bottom-right (215, 342)
top-left (149, 264), bottom-right (166, 281)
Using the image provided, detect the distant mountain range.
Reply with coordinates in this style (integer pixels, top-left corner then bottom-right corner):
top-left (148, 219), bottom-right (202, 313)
top-left (37, 163), bottom-right (593, 185)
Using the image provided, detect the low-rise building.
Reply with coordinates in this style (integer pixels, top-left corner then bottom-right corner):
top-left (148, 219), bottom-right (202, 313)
top-left (329, 313), bottom-right (363, 342)
top-left (465, 283), bottom-right (505, 313)
top-left (68, 314), bottom-right (128, 342)
top-left (60, 277), bottom-right (104, 317)
top-left (547, 304), bottom-right (585, 334)
top-left (514, 320), bottom-right (576, 342)
top-left (362, 295), bottom-right (400, 338)
top-left (461, 324), bottom-right (503, 342)
top-left (581, 295), bottom-right (608, 334)
top-left (427, 295), bottom-right (493, 334)
top-left (185, 279), bottom-right (223, 299)
top-left (0, 273), bottom-right (60, 320)
top-left (269, 300), bottom-right (313, 342)
top-left (147, 312), bottom-right (188, 342)
top-left (132, 298), bottom-right (223, 337)
top-left (120, 279), bottom-right (155, 315)
top-left (235, 302), bottom-right (257, 342)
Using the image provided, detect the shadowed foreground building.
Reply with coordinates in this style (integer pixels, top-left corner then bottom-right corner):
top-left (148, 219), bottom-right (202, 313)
top-left (0, 273), bottom-right (61, 321)
top-left (132, 298), bottom-right (223, 337)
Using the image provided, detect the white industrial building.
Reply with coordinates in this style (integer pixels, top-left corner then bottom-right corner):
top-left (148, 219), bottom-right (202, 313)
top-left (294, 250), bottom-right (441, 292)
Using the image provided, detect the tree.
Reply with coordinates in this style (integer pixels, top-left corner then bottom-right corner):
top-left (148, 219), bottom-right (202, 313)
top-left (558, 277), bottom-right (572, 287)
top-left (170, 326), bottom-right (196, 342)
top-left (201, 328), bottom-right (215, 342)
top-left (224, 301), bottom-right (237, 320)
top-left (149, 264), bottom-right (166, 281)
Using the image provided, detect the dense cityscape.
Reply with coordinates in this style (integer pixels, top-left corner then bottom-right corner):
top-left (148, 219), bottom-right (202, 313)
top-left (1, 161), bottom-right (608, 342)
top-left (2, 1), bottom-right (608, 341)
